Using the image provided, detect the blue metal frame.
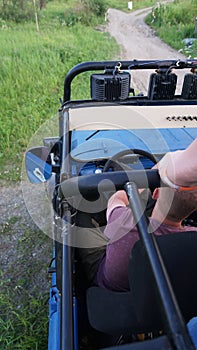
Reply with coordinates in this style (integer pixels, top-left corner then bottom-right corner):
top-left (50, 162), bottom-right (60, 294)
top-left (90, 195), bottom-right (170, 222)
top-left (48, 250), bottom-right (60, 350)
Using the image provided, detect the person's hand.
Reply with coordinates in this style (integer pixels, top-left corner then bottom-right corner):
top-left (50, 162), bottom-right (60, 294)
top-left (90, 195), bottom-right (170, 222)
top-left (107, 190), bottom-right (129, 220)
top-left (153, 150), bottom-right (197, 190)
top-left (153, 138), bottom-right (197, 190)
top-left (156, 152), bottom-right (173, 180)
top-left (109, 190), bottom-right (129, 206)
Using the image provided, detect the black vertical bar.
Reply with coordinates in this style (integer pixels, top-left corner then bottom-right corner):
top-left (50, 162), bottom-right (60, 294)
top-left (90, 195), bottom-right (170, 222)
top-left (59, 108), bottom-right (71, 179)
top-left (59, 100), bottom-right (73, 350)
top-left (61, 207), bottom-right (73, 350)
top-left (125, 181), bottom-right (194, 350)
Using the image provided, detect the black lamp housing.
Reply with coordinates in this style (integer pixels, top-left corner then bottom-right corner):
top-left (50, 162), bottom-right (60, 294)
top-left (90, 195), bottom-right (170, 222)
top-left (90, 68), bottom-right (131, 101)
top-left (148, 69), bottom-right (177, 100)
top-left (182, 72), bottom-right (197, 99)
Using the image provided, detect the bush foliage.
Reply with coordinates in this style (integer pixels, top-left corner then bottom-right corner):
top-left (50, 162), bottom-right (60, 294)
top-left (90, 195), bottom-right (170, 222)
top-left (146, 0), bottom-right (197, 55)
top-left (0, 0), bottom-right (107, 24)
top-left (0, 0), bottom-right (35, 22)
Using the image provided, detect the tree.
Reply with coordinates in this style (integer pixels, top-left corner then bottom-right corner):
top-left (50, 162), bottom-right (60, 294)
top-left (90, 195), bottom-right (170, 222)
top-left (39, 0), bottom-right (46, 10)
top-left (0, 0), bottom-right (47, 22)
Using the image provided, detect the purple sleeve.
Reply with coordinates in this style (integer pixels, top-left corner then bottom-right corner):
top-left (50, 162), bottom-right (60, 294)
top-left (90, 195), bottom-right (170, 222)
top-left (104, 206), bottom-right (135, 241)
top-left (97, 207), bottom-right (139, 291)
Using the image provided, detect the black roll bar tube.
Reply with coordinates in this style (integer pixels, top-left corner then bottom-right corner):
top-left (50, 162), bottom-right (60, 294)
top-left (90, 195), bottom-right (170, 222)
top-left (63, 59), bottom-right (197, 102)
top-left (59, 99), bottom-right (74, 350)
top-left (60, 169), bottom-right (160, 199)
top-left (61, 205), bottom-right (73, 350)
top-left (125, 181), bottom-right (194, 350)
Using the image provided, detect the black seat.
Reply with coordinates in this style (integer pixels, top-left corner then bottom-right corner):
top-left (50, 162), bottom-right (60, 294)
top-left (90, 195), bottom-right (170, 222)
top-left (87, 231), bottom-right (197, 337)
top-left (130, 231), bottom-right (197, 327)
top-left (102, 335), bottom-right (172, 350)
top-left (87, 287), bottom-right (139, 335)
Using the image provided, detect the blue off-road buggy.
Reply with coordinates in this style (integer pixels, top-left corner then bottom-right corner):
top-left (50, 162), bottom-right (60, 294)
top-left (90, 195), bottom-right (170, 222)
top-left (25, 59), bottom-right (197, 350)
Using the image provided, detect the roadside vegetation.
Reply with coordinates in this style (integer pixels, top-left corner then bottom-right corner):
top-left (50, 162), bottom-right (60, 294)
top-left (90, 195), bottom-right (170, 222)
top-left (0, 0), bottom-right (118, 182)
top-left (0, 224), bottom-right (50, 349)
top-left (146, 0), bottom-right (197, 57)
top-left (1, 0), bottom-right (196, 181)
top-left (0, 0), bottom-right (197, 349)
top-left (1, 0), bottom-right (155, 182)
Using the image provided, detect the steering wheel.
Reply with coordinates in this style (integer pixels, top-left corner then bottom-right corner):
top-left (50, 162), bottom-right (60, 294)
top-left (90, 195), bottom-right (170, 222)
top-left (103, 148), bottom-right (158, 173)
top-left (103, 149), bottom-right (158, 213)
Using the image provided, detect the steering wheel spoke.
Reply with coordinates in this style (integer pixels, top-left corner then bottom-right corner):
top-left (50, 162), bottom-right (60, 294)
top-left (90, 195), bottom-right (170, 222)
top-left (103, 149), bottom-right (158, 172)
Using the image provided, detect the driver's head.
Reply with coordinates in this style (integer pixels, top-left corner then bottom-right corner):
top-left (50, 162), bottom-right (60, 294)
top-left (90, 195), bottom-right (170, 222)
top-left (152, 187), bottom-right (197, 223)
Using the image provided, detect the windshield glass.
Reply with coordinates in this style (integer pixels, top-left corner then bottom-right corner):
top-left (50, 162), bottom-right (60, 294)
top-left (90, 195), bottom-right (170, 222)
top-left (70, 128), bottom-right (197, 161)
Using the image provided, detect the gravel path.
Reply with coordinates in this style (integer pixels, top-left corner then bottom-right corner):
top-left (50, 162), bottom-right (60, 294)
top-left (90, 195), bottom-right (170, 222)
top-left (106, 5), bottom-right (186, 94)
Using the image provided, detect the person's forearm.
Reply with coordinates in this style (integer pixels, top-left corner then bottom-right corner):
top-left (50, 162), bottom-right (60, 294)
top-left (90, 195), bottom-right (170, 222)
top-left (159, 138), bottom-right (197, 187)
top-left (175, 138), bottom-right (197, 186)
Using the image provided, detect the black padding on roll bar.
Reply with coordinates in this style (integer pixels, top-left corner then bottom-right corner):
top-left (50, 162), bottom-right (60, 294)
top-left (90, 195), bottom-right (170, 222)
top-left (60, 169), bottom-right (160, 199)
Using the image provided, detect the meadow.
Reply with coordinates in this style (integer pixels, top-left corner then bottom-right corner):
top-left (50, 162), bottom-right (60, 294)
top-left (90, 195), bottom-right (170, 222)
top-left (0, 0), bottom-right (119, 181)
top-left (146, 0), bottom-right (197, 53)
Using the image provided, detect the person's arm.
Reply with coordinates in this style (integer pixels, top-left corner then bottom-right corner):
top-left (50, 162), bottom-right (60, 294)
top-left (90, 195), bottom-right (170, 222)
top-left (106, 190), bottom-right (129, 221)
top-left (157, 138), bottom-right (197, 190)
top-left (104, 190), bottom-right (135, 242)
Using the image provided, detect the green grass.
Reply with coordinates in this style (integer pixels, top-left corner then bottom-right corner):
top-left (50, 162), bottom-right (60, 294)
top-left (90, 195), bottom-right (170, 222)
top-left (0, 0), bottom-right (174, 182)
top-left (146, 0), bottom-right (197, 57)
top-left (0, 288), bottom-right (48, 350)
top-left (0, 1), bottom-right (119, 181)
top-left (132, 0), bottom-right (157, 10)
top-left (0, 217), bottom-right (52, 349)
top-left (106, 0), bottom-right (157, 11)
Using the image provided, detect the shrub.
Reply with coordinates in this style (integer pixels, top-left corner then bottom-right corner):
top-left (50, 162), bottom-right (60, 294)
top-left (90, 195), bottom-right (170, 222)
top-left (58, 0), bottom-right (107, 27)
top-left (62, 9), bottom-right (80, 26)
top-left (0, 0), bottom-right (35, 22)
top-left (81, 0), bottom-right (107, 17)
top-left (149, 0), bottom-right (197, 28)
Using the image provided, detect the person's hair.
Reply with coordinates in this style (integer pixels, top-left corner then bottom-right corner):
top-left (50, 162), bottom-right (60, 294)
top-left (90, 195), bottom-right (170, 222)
top-left (157, 187), bottom-right (197, 222)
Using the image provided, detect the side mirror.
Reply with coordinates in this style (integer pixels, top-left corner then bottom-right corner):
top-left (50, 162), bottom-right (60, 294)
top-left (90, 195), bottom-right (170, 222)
top-left (25, 146), bottom-right (52, 183)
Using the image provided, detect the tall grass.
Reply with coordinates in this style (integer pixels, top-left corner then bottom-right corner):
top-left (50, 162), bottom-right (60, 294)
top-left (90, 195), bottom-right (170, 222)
top-left (0, 2), bottom-right (119, 181)
top-left (0, 217), bottom-right (52, 350)
top-left (0, 288), bottom-right (48, 350)
top-left (146, 0), bottom-right (197, 54)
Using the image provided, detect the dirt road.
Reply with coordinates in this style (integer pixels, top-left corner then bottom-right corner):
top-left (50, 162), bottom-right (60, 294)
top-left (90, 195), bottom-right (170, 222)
top-left (106, 7), bottom-right (186, 94)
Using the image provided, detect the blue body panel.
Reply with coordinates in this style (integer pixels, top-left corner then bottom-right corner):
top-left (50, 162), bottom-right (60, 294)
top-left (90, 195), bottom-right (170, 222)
top-left (26, 152), bottom-right (52, 182)
top-left (48, 250), bottom-right (60, 350)
top-left (48, 287), bottom-right (60, 350)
